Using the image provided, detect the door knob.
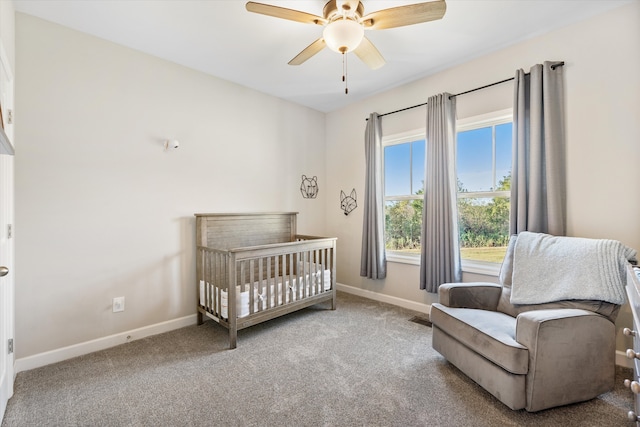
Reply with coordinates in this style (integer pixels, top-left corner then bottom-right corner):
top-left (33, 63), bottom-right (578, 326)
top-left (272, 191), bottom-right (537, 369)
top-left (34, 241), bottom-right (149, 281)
top-left (0, 266), bottom-right (8, 277)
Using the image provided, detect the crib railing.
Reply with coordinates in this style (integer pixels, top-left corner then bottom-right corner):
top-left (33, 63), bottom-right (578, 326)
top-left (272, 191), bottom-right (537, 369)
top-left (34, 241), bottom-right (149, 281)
top-left (198, 246), bottom-right (229, 323)
top-left (197, 235), bottom-right (337, 348)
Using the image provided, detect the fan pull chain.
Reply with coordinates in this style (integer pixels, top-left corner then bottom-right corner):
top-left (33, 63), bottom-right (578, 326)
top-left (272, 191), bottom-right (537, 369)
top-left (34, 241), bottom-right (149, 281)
top-left (342, 52), bottom-right (349, 95)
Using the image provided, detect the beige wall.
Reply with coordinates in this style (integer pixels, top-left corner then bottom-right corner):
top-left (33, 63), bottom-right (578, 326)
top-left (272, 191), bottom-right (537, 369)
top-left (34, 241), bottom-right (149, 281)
top-left (14, 14), bottom-right (327, 358)
top-left (325, 2), bottom-right (640, 351)
top-left (12, 2), bottom-right (640, 361)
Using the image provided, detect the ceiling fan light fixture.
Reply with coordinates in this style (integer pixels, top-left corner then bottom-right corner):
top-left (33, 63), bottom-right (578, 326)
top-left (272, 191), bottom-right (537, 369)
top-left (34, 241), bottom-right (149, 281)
top-left (323, 18), bottom-right (364, 53)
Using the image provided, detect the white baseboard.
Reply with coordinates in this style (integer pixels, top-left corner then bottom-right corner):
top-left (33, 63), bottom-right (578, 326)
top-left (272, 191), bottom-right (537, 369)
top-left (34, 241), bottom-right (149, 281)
top-left (336, 282), bottom-right (431, 315)
top-left (15, 314), bottom-right (198, 373)
top-left (617, 350), bottom-right (634, 369)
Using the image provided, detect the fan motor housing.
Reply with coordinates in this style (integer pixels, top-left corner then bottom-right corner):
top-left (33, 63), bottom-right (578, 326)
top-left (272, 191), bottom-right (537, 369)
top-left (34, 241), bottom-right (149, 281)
top-left (323, 1), bottom-right (365, 21)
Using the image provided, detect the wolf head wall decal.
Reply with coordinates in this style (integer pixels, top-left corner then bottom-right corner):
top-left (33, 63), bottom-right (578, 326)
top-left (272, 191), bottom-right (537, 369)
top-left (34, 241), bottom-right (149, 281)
top-left (340, 188), bottom-right (357, 216)
top-left (300, 175), bottom-right (318, 199)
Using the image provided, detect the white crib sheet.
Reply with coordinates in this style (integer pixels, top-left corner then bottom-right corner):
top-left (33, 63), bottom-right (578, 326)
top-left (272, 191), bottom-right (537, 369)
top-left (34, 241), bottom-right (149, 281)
top-left (200, 269), bottom-right (331, 319)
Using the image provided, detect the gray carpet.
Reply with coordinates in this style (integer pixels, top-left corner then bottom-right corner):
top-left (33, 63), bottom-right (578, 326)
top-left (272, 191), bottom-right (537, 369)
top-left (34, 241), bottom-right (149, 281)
top-left (2, 292), bottom-right (634, 426)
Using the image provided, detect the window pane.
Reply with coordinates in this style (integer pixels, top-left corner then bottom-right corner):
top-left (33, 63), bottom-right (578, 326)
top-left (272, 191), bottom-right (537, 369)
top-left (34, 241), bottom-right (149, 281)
top-left (411, 140), bottom-right (425, 195)
top-left (457, 127), bottom-right (493, 192)
top-left (458, 196), bottom-right (510, 262)
top-left (384, 144), bottom-right (410, 196)
top-left (495, 123), bottom-right (512, 190)
top-left (384, 200), bottom-right (423, 253)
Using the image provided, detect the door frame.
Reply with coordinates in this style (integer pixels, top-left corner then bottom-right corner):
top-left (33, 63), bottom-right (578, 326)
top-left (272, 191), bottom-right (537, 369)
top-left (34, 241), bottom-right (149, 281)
top-left (0, 39), bottom-right (15, 422)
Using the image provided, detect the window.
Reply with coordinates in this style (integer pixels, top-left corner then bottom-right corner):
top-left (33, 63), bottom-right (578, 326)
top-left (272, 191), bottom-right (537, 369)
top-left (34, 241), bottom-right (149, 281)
top-left (383, 131), bottom-right (425, 257)
top-left (457, 110), bottom-right (512, 266)
top-left (382, 110), bottom-right (512, 271)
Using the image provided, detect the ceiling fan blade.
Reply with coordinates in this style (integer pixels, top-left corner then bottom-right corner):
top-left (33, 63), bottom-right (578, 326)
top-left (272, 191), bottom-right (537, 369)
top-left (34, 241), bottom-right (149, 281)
top-left (288, 38), bottom-right (327, 66)
top-left (354, 37), bottom-right (385, 70)
top-left (361, 0), bottom-right (446, 30)
top-left (246, 2), bottom-right (326, 25)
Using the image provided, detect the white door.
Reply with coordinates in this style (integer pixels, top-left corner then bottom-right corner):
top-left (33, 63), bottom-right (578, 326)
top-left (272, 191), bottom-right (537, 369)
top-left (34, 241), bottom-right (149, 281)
top-left (0, 145), bottom-right (13, 421)
top-left (0, 41), bottom-right (15, 421)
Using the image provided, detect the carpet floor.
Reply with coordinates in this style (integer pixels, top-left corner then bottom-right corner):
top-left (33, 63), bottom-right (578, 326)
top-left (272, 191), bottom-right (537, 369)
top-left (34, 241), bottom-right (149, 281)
top-left (2, 291), bottom-right (634, 426)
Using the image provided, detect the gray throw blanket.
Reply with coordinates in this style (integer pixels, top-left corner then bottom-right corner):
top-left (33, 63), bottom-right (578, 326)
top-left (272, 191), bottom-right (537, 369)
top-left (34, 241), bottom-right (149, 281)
top-left (510, 232), bottom-right (637, 305)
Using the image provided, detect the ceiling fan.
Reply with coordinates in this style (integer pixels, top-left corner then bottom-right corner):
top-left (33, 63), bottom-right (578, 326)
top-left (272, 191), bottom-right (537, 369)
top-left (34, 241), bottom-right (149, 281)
top-left (245, 0), bottom-right (447, 70)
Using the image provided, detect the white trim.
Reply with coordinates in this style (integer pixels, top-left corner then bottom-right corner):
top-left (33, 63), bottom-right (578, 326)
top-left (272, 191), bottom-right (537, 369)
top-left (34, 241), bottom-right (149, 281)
top-left (386, 253), bottom-right (420, 266)
top-left (461, 260), bottom-right (501, 276)
top-left (458, 190), bottom-right (509, 199)
top-left (336, 282), bottom-right (431, 315)
top-left (381, 128), bottom-right (425, 146)
top-left (385, 253), bottom-right (500, 277)
top-left (457, 108), bottom-right (512, 130)
top-left (616, 350), bottom-right (634, 369)
top-left (15, 314), bottom-right (198, 373)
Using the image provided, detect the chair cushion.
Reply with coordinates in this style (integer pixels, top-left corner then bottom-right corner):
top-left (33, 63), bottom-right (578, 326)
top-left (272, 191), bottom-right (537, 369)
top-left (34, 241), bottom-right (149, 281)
top-left (431, 303), bottom-right (529, 375)
top-left (496, 292), bottom-right (620, 322)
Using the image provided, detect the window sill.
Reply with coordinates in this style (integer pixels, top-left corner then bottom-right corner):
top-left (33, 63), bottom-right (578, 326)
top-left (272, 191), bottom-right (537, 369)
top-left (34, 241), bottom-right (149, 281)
top-left (386, 253), bottom-right (420, 266)
top-left (461, 260), bottom-right (501, 277)
top-left (386, 253), bottom-right (500, 277)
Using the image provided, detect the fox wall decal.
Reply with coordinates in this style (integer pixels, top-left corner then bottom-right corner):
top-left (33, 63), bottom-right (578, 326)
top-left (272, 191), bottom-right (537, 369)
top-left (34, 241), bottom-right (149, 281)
top-left (340, 189), bottom-right (357, 216)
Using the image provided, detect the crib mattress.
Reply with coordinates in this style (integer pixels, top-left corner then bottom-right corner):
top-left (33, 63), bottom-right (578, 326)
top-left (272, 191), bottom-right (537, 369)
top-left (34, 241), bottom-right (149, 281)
top-left (200, 269), bottom-right (331, 319)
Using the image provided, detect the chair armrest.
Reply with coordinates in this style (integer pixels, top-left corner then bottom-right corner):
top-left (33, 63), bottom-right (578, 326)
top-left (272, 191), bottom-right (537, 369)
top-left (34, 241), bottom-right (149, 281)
top-left (515, 309), bottom-right (615, 412)
top-left (438, 282), bottom-right (502, 310)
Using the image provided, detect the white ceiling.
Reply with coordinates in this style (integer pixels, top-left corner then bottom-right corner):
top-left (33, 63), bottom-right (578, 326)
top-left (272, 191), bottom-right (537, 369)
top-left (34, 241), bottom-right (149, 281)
top-left (12, 0), bottom-right (632, 113)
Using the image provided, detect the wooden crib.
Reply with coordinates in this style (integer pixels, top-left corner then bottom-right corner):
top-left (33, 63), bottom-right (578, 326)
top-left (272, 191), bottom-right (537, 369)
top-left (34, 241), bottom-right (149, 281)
top-left (195, 212), bottom-right (337, 348)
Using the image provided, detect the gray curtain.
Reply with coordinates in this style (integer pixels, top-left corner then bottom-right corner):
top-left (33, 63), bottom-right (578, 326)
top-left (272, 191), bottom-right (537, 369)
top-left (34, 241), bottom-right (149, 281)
top-left (511, 61), bottom-right (566, 236)
top-left (360, 113), bottom-right (386, 279)
top-left (420, 93), bottom-right (461, 292)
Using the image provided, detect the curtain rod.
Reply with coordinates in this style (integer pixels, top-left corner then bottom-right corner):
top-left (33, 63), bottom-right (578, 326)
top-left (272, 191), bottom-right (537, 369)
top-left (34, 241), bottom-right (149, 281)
top-left (366, 61), bottom-right (565, 121)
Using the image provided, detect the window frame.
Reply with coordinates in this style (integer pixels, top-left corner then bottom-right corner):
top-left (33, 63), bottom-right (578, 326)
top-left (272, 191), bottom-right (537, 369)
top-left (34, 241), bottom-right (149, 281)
top-left (456, 109), bottom-right (513, 275)
top-left (382, 129), bottom-right (425, 263)
top-left (381, 109), bottom-right (513, 276)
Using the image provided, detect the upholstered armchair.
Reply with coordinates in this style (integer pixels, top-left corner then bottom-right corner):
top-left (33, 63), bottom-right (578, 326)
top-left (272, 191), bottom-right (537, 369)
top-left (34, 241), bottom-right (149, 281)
top-left (430, 232), bottom-right (633, 412)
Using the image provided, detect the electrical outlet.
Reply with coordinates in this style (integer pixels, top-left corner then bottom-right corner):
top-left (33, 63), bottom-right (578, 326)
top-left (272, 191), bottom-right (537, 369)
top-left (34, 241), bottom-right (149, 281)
top-left (113, 296), bottom-right (125, 313)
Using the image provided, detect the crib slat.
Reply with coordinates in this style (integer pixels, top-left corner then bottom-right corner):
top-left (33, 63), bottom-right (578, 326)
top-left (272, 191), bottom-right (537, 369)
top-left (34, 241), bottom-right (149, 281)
top-left (274, 255), bottom-right (280, 307)
top-left (267, 256), bottom-right (273, 310)
top-left (321, 248), bottom-right (326, 293)
top-left (298, 252), bottom-right (302, 299)
top-left (240, 260), bottom-right (247, 318)
top-left (203, 250), bottom-right (209, 310)
top-left (216, 251), bottom-right (222, 316)
top-left (314, 249), bottom-right (320, 295)
top-left (228, 252), bottom-right (237, 348)
top-left (250, 259), bottom-right (255, 317)
top-left (288, 252), bottom-right (294, 302)
top-left (283, 254), bottom-right (287, 304)
top-left (209, 251), bottom-right (214, 315)
top-left (303, 250), bottom-right (308, 298)
top-left (256, 258), bottom-right (263, 314)
top-left (211, 251), bottom-right (217, 316)
top-left (217, 252), bottom-right (222, 317)
top-left (273, 255), bottom-right (284, 307)
top-left (220, 251), bottom-right (224, 316)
